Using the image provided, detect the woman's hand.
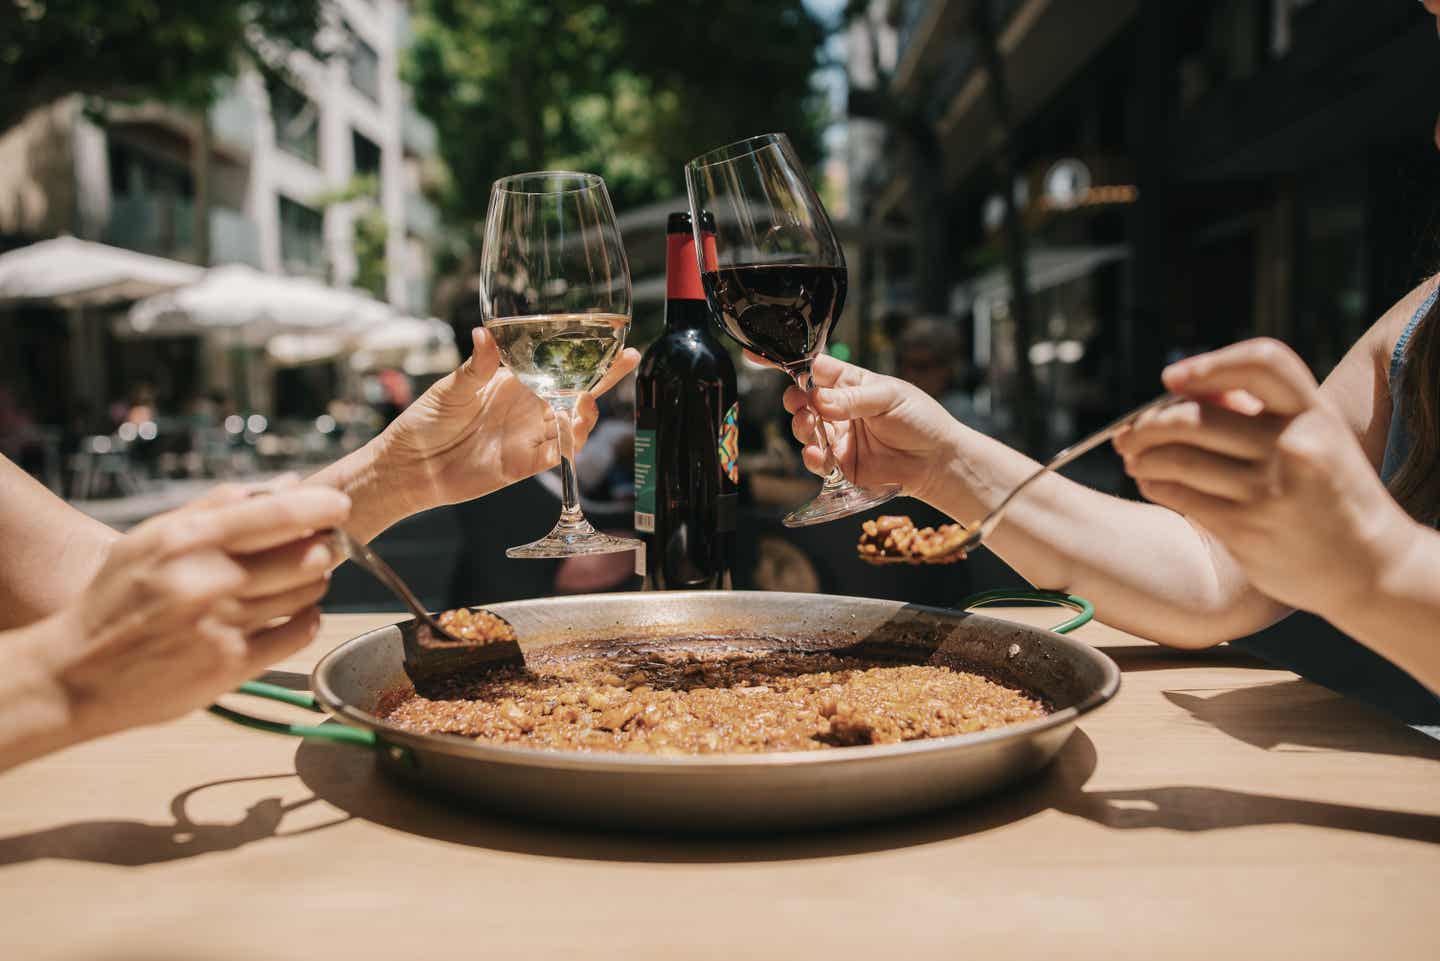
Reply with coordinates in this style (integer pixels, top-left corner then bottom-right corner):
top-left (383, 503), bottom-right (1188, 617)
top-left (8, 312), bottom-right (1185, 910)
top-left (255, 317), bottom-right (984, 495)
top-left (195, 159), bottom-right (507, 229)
top-left (781, 355), bottom-right (966, 504)
top-left (316, 327), bottom-right (640, 540)
top-left (2, 483), bottom-right (350, 769)
top-left (1114, 338), bottom-right (1421, 618)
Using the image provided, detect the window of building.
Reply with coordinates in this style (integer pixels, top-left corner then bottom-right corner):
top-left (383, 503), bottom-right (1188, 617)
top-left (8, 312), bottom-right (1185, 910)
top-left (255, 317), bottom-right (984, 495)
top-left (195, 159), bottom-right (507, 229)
top-left (105, 139), bottom-right (194, 257)
top-left (279, 195), bottom-right (326, 277)
top-left (349, 36), bottom-right (381, 102)
top-left (108, 140), bottom-right (193, 201)
top-left (352, 129), bottom-right (382, 178)
top-left (270, 79), bottom-right (320, 166)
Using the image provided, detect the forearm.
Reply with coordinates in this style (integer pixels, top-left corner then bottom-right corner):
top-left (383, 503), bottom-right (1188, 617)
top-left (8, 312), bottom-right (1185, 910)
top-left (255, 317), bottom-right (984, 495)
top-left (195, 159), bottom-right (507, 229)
top-left (308, 435), bottom-right (437, 544)
top-left (0, 617), bottom-right (83, 773)
top-left (1321, 522), bottom-right (1440, 695)
top-left (0, 457), bottom-right (117, 628)
top-left (923, 428), bottom-right (1288, 646)
top-left (308, 440), bottom-right (405, 544)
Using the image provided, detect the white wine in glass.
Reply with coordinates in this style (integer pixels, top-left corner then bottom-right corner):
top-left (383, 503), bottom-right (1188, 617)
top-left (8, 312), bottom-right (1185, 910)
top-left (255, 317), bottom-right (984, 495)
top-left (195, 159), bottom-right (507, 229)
top-left (479, 172), bottom-right (641, 558)
top-left (487, 313), bottom-right (630, 397)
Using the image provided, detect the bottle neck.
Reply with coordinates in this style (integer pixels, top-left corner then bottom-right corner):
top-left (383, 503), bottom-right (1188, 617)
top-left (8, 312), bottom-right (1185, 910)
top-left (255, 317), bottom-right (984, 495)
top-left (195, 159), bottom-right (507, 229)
top-left (665, 231), bottom-right (712, 331)
top-left (664, 298), bottom-right (710, 331)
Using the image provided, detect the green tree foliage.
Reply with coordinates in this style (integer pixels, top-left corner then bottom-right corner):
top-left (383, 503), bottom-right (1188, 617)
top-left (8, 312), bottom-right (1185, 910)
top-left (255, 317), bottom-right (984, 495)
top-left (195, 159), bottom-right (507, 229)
top-left (0, 0), bottom-right (328, 132)
top-left (351, 208), bottom-right (389, 302)
top-left (313, 175), bottom-right (387, 300)
top-left (407, 0), bottom-right (828, 227)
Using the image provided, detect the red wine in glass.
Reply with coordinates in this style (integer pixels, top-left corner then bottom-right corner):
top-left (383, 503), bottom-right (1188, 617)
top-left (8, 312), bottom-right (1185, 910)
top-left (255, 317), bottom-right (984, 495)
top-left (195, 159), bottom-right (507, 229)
top-left (701, 264), bottom-right (848, 370)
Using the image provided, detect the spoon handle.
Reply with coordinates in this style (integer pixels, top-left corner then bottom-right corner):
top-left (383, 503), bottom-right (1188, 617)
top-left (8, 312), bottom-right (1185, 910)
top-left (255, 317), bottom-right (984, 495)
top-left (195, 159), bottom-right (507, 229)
top-left (327, 529), bottom-right (445, 633)
top-left (973, 392), bottom-right (1184, 544)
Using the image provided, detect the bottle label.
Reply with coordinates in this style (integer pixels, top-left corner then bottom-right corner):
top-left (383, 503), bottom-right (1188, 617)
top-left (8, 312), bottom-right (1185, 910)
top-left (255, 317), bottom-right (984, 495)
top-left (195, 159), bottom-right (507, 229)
top-left (718, 401), bottom-right (740, 485)
top-left (634, 427), bottom-right (656, 533)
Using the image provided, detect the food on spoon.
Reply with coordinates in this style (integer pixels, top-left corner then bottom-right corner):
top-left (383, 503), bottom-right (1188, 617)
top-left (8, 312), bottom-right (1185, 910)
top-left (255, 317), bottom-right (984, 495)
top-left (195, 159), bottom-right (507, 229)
top-left (434, 607), bottom-right (517, 645)
top-left (857, 515), bottom-right (970, 565)
top-left (380, 636), bottom-right (1048, 754)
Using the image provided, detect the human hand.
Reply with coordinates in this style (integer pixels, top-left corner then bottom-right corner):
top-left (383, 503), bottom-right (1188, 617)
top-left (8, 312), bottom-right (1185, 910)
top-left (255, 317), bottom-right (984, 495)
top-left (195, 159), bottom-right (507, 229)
top-left (780, 354), bottom-right (965, 504)
top-left (1113, 338), bottom-right (1420, 617)
top-left (31, 482), bottom-right (350, 744)
top-left (368, 326), bottom-right (640, 518)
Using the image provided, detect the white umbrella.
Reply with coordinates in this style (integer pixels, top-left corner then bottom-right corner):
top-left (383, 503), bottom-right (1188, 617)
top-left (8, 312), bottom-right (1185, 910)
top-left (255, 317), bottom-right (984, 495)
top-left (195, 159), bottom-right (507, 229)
top-left (266, 332), bottom-right (351, 367)
top-left (356, 316), bottom-right (453, 354)
top-left (0, 236), bottom-right (203, 307)
top-left (268, 309), bottom-right (446, 369)
top-left (122, 264), bottom-right (399, 344)
top-left (350, 316), bottom-right (459, 375)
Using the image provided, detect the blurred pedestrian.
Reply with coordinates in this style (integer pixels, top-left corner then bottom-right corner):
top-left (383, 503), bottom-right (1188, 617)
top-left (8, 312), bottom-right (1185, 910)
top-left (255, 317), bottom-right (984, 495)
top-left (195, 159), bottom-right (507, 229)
top-left (375, 368), bottom-right (413, 424)
top-left (123, 382), bottom-right (158, 426)
top-left (0, 387), bottom-right (41, 475)
top-left (895, 315), bottom-right (991, 432)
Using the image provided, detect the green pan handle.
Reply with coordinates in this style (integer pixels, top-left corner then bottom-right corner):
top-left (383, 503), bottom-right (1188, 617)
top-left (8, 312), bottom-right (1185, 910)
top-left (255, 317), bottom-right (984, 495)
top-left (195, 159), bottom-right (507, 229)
top-left (954, 589), bottom-right (1095, 635)
top-left (207, 680), bottom-right (377, 748)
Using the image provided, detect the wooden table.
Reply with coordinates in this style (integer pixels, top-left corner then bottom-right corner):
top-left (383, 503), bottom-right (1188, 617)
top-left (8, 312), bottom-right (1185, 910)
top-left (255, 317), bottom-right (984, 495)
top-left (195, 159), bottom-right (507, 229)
top-left (3, 610), bottom-right (1437, 960)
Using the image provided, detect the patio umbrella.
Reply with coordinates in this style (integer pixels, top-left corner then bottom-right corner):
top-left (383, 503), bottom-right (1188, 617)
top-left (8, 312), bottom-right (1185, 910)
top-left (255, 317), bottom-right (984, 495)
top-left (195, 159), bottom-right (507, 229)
top-left (0, 236), bottom-right (203, 307)
top-left (355, 315), bottom-right (453, 354)
top-left (121, 264), bottom-right (399, 344)
top-left (265, 332), bottom-right (352, 367)
top-left (264, 302), bottom-right (448, 369)
top-left (350, 316), bottom-right (459, 374)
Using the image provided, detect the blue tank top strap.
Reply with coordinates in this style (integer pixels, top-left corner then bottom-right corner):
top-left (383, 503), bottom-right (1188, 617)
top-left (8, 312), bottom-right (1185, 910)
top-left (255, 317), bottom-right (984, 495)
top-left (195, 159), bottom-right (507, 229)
top-left (1390, 286), bottom-right (1438, 389)
top-left (1379, 286), bottom-right (1438, 485)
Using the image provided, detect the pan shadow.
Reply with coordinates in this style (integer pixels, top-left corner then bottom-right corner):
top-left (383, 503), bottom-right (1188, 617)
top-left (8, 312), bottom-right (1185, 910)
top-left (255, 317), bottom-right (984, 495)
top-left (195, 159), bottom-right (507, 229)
top-left (293, 725), bottom-right (1440, 863)
top-left (0, 774), bottom-right (347, 869)
top-left (5, 729), bottom-right (1436, 870)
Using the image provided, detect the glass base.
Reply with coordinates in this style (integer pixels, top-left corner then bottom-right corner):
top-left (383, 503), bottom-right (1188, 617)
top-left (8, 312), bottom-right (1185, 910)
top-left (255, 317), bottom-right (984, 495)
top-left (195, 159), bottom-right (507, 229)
top-left (782, 475), bottom-right (901, 528)
top-left (506, 516), bottom-right (641, 559)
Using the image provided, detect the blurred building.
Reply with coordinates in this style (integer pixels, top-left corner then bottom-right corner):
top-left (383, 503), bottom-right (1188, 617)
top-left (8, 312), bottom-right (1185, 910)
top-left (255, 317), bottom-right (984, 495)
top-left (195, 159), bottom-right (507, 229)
top-left (851, 0), bottom-right (1440, 450)
top-left (0, 0), bottom-right (441, 429)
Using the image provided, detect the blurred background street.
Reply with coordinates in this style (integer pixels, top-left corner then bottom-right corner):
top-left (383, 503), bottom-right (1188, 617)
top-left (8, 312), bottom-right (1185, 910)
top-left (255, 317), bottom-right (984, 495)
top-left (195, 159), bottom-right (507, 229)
top-left (3, 0), bottom-right (1438, 612)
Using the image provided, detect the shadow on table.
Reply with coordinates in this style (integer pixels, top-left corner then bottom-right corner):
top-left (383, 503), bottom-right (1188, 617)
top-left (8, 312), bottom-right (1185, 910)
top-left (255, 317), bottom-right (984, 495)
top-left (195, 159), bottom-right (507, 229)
top-left (1097, 643), bottom-right (1271, 673)
top-left (0, 773), bottom-right (347, 868)
top-left (1163, 679), bottom-right (1440, 760)
top-left (4, 719), bottom-right (1438, 870)
top-left (254, 669), bottom-right (312, 692)
top-left (1058, 784), bottom-right (1440, 839)
top-left (291, 727), bottom-right (1440, 862)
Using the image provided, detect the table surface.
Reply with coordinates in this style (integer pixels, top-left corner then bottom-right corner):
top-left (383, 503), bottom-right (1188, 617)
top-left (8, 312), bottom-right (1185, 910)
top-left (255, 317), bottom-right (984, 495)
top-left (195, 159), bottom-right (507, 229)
top-left (2, 609), bottom-right (1437, 961)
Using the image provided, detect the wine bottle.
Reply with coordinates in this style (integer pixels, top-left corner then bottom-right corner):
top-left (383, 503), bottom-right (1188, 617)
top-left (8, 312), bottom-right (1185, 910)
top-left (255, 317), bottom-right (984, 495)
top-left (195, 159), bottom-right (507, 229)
top-left (634, 211), bottom-right (739, 590)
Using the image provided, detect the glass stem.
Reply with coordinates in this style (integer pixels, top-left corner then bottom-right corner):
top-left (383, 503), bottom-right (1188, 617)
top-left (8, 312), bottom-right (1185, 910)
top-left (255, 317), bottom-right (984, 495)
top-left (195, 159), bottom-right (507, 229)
top-left (552, 398), bottom-right (587, 527)
top-left (792, 366), bottom-right (846, 487)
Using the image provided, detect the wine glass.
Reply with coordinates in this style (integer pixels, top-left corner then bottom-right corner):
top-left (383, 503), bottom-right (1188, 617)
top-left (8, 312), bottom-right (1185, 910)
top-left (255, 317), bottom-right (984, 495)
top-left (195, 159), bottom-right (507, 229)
top-left (479, 171), bottom-right (642, 558)
top-left (685, 133), bottom-right (900, 527)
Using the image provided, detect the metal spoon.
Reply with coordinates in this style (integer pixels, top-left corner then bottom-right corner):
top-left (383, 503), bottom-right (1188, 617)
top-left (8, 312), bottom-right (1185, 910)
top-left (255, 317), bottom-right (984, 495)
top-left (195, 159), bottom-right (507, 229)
top-left (952, 392), bottom-right (1184, 556)
top-left (326, 528), bottom-right (525, 688)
